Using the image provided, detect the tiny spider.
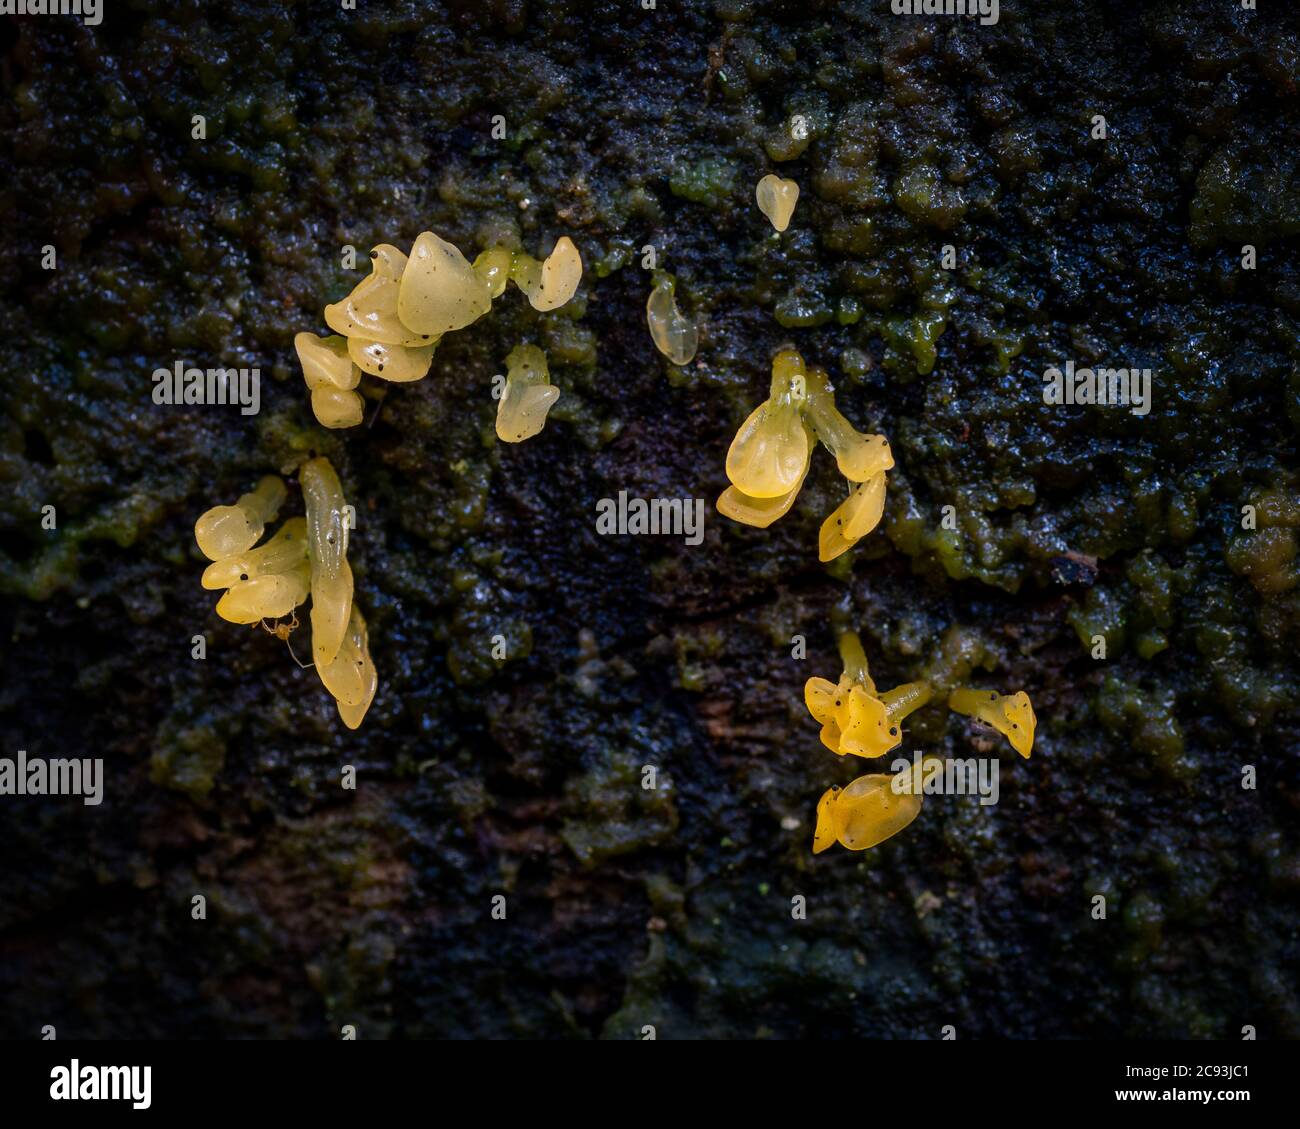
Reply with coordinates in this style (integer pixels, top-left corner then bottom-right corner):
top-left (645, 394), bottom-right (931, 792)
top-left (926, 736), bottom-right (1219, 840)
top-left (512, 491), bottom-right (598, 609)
top-left (258, 612), bottom-right (313, 669)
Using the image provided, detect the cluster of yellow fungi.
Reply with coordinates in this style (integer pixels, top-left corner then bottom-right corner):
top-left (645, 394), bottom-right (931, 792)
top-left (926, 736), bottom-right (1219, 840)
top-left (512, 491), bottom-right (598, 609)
top-left (806, 632), bottom-right (1036, 854)
top-left (718, 347), bottom-right (893, 561)
top-left (195, 457), bottom-right (377, 729)
top-left (294, 230), bottom-right (582, 443)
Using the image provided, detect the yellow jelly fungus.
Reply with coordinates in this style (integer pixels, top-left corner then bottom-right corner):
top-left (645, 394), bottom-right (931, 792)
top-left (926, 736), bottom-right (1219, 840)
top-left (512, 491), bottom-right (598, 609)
top-left (836, 684), bottom-right (895, 758)
top-left (300, 456), bottom-right (354, 668)
top-left (803, 366), bottom-right (893, 482)
top-left (804, 632), bottom-right (932, 759)
top-left (716, 424), bottom-right (812, 527)
top-left (473, 245), bottom-right (515, 299)
top-left (317, 602), bottom-right (378, 730)
top-left (813, 773), bottom-right (922, 853)
top-left (513, 235), bottom-right (582, 311)
top-left (949, 688), bottom-right (1036, 758)
top-left (812, 786), bottom-right (840, 853)
top-left (818, 472), bottom-right (887, 562)
top-left (325, 251), bottom-right (435, 347)
top-left (646, 274), bottom-right (698, 366)
top-left (295, 332), bottom-right (365, 429)
top-left (397, 230), bottom-right (493, 336)
top-left (215, 565), bottom-right (311, 624)
top-left (755, 173), bottom-right (800, 232)
top-left (347, 336), bottom-right (437, 382)
top-left (724, 349), bottom-right (810, 498)
top-left (201, 516), bottom-right (307, 590)
top-left (496, 344), bottom-right (560, 443)
top-left (195, 475), bottom-right (286, 561)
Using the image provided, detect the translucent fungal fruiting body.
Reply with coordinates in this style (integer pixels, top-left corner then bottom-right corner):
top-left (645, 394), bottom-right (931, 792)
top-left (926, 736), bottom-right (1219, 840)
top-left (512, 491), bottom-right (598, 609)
top-left (717, 348), bottom-right (892, 557)
top-left (397, 231), bottom-right (493, 335)
top-left (756, 174), bottom-right (800, 232)
top-left (511, 236), bottom-right (582, 311)
top-left (812, 774), bottom-right (922, 853)
top-left (803, 367), bottom-right (893, 483)
top-left (803, 632), bottom-right (933, 764)
top-left (326, 257), bottom-right (432, 347)
top-left (295, 332), bottom-right (365, 429)
top-left (496, 344), bottom-right (560, 443)
top-left (216, 566), bottom-right (311, 624)
top-left (318, 603), bottom-right (377, 730)
top-left (347, 336), bottom-right (436, 382)
top-left (473, 246), bottom-right (514, 299)
top-left (300, 456), bottom-right (354, 668)
top-left (202, 517), bottom-right (308, 590)
top-left (725, 349), bottom-right (809, 498)
top-left (949, 688), bottom-right (1036, 758)
top-left (646, 274), bottom-right (698, 366)
top-left (195, 476), bottom-right (287, 561)
top-left (818, 473), bottom-right (887, 562)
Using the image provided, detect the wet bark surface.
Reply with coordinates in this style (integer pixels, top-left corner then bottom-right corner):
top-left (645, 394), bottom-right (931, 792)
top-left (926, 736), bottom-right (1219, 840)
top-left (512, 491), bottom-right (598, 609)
top-left (1, 0), bottom-right (1297, 1038)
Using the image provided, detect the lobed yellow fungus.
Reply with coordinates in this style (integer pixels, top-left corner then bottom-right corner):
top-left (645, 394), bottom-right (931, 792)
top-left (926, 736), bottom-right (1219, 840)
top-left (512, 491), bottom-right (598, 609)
top-left (803, 631), bottom-right (932, 761)
top-left (812, 773), bottom-right (923, 853)
top-left (496, 344), bottom-right (561, 443)
top-left (646, 273), bottom-right (699, 366)
top-left (755, 173), bottom-right (800, 233)
top-left (718, 349), bottom-right (893, 561)
top-left (195, 475), bottom-right (287, 561)
top-left (317, 603), bottom-right (378, 730)
top-left (295, 332), bottom-right (364, 430)
top-left (195, 460), bottom-right (379, 728)
top-left (472, 245), bottom-right (514, 299)
top-left (298, 231), bottom-right (582, 438)
top-left (948, 688), bottom-right (1036, 758)
top-left (724, 348), bottom-right (810, 498)
top-left (398, 231), bottom-right (493, 335)
top-left (196, 482), bottom-right (310, 625)
top-left (510, 236), bottom-right (583, 311)
top-left (300, 456), bottom-right (354, 669)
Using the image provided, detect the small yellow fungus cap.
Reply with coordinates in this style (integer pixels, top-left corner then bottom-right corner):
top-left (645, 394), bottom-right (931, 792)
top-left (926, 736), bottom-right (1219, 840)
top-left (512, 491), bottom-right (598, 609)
top-left (646, 274), bottom-right (699, 366)
top-left (317, 602), bottom-right (378, 726)
top-left (949, 688), bottom-right (1036, 758)
top-left (202, 517), bottom-right (307, 591)
top-left (325, 253), bottom-right (434, 347)
top-left (397, 230), bottom-right (493, 336)
top-left (812, 786), bottom-right (840, 854)
top-left (515, 236), bottom-right (582, 311)
top-left (347, 336), bottom-right (437, 383)
top-left (814, 773), bottom-right (922, 852)
top-left (295, 332), bottom-right (360, 391)
top-left (818, 472), bottom-right (887, 562)
top-left (496, 344), bottom-right (560, 443)
top-left (724, 350), bottom-right (811, 499)
top-left (835, 684), bottom-right (899, 758)
top-left (803, 367), bottom-right (893, 483)
top-left (216, 563), bottom-right (311, 624)
top-left (195, 476), bottom-right (286, 561)
top-left (473, 246), bottom-right (515, 299)
top-left (756, 174), bottom-right (800, 232)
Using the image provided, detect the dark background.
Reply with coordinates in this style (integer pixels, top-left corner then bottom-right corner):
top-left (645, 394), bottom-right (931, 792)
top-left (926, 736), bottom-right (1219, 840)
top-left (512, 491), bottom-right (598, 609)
top-left (1, 0), bottom-right (1297, 1038)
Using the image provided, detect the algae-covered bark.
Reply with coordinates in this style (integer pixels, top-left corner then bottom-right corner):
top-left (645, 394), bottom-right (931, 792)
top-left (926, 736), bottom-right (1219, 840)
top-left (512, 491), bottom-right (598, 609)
top-left (1, 0), bottom-right (1298, 1039)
